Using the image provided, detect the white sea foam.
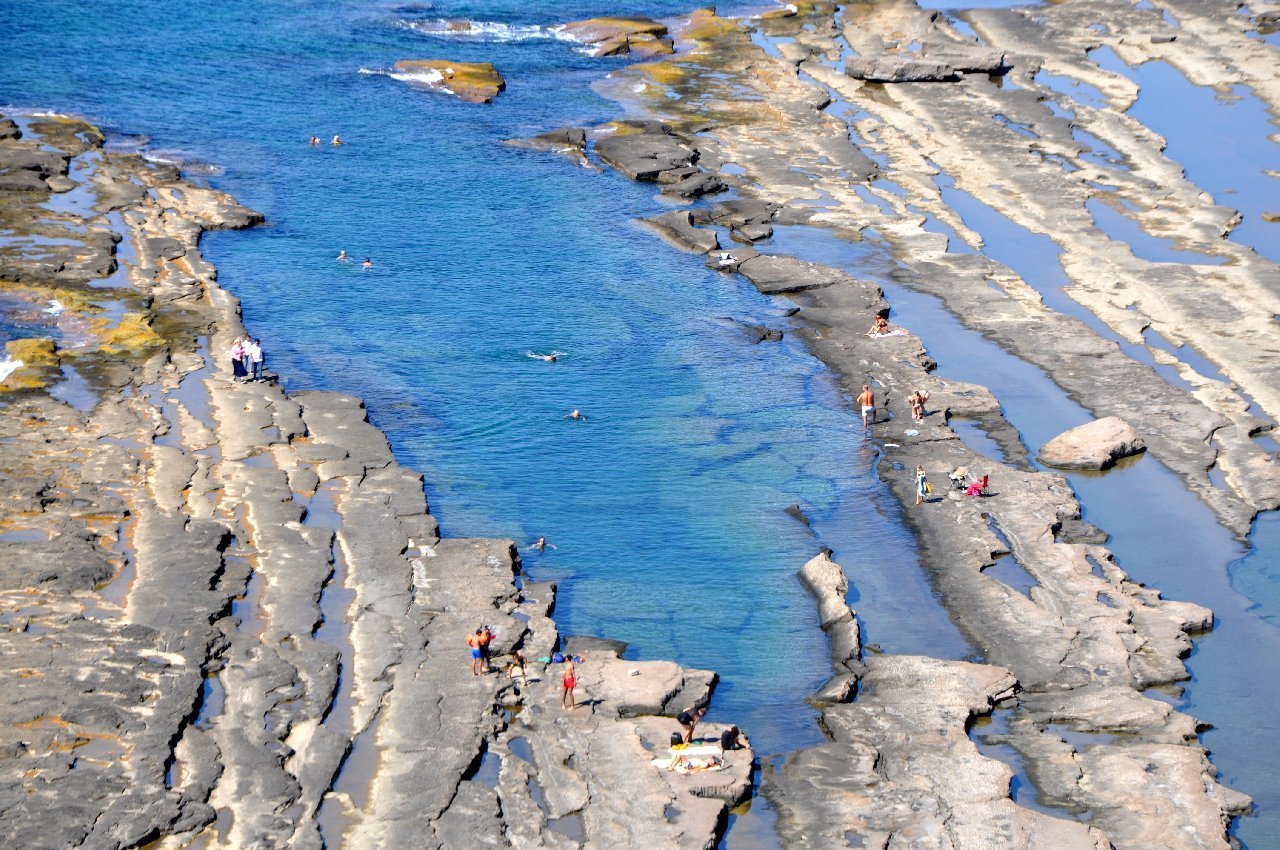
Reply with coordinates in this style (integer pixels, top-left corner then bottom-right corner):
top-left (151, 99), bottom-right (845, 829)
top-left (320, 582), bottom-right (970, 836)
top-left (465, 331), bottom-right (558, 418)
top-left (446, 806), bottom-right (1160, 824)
top-left (360, 66), bottom-right (446, 87)
top-left (0, 358), bottom-right (24, 383)
top-left (45, 299), bottom-right (64, 315)
top-left (398, 18), bottom-right (562, 43)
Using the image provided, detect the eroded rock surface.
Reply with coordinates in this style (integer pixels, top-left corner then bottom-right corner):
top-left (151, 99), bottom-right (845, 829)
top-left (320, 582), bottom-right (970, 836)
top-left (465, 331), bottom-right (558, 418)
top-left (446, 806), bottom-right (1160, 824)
top-left (0, 115), bottom-right (744, 850)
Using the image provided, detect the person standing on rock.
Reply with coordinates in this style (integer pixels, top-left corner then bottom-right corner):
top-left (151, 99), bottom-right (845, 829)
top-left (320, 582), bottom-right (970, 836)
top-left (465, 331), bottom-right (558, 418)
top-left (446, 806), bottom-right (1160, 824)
top-left (677, 706), bottom-right (706, 744)
top-left (230, 337), bottom-right (247, 383)
top-left (561, 657), bottom-right (578, 711)
top-left (915, 465), bottom-right (929, 506)
top-left (476, 625), bottom-right (494, 673)
top-left (857, 385), bottom-right (876, 438)
top-left (509, 650), bottom-right (528, 689)
top-left (467, 628), bottom-right (485, 676)
top-left (247, 338), bottom-right (264, 382)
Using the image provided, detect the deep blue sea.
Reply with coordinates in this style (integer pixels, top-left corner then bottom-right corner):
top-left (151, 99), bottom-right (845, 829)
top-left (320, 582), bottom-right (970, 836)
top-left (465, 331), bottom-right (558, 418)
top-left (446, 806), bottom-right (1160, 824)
top-left (4, 1), bottom-right (1278, 846)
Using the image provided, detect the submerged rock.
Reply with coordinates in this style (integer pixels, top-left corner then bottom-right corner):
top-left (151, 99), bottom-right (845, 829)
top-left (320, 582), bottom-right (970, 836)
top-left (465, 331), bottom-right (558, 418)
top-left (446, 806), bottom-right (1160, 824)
top-left (1038, 416), bottom-right (1147, 470)
top-left (391, 60), bottom-right (506, 103)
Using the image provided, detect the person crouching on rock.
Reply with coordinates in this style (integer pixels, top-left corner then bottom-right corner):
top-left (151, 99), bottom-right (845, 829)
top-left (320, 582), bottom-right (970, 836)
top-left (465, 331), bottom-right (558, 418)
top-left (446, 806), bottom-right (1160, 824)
top-left (467, 628), bottom-right (485, 676)
top-left (720, 725), bottom-right (749, 751)
top-left (561, 657), bottom-right (578, 711)
top-left (677, 706), bottom-right (706, 744)
top-left (909, 389), bottom-right (929, 421)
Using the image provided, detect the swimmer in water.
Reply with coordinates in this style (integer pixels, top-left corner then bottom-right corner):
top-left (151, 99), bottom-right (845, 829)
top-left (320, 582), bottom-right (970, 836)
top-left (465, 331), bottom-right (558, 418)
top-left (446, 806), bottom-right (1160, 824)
top-left (564, 409), bottom-right (586, 421)
top-left (309, 135), bottom-right (320, 146)
top-left (331, 134), bottom-right (343, 146)
top-left (527, 351), bottom-right (558, 362)
top-left (528, 536), bottom-right (557, 553)
top-left (362, 257), bottom-right (372, 269)
top-left (337, 249), bottom-right (349, 261)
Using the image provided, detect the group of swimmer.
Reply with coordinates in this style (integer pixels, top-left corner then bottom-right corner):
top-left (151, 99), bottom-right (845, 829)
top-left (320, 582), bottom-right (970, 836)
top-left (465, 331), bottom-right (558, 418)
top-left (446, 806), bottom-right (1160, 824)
top-left (309, 135), bottom-right (343, 146)
top-left (336, 249), bottom-right (372, 269)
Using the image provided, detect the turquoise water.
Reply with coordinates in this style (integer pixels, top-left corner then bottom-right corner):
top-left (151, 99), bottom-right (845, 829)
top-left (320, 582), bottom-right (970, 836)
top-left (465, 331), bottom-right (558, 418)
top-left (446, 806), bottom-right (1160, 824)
top-left (0, 0), bottom-right (976, 758)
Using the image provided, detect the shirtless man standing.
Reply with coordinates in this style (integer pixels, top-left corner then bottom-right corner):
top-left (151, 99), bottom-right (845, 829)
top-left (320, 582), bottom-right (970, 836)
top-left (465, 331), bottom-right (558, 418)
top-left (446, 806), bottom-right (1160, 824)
top-left (857, 385), bottom-right (876, 437)
top-left (467, 628), bottom-right (485, 676)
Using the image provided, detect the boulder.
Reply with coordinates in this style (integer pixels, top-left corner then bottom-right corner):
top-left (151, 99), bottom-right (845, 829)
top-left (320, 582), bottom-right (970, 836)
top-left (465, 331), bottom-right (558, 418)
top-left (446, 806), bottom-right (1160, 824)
top-left (391, 60), bottom-right (506, 103)
top-left (641, 210), bottom-right (719, 253)
top-left (845, 56), bottom-right (959, 83)
top-left (628, 34), bottom-right (676, 58)
top-left (731, 222), bottom-right (773, 243)
top-left (0, 118), bottom-right (20, 140)
top-left (1037, 416), bottom-right (1146, 470)
top-left (920, 40), bottom-right (1009, 74)
top-left (661, 170), bottom-right (725, 199)
top-left (594, 128), bottom-right (695, 180)
top-left (558, 16), bottom-right (668, 45)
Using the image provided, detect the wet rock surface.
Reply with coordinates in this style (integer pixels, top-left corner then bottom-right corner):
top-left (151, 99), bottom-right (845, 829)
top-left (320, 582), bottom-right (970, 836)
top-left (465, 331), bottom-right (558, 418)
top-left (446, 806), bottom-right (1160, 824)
top-left (392, 60), bottom-right (507, 103)
top-left (0, 116), bottom-right (744, 849)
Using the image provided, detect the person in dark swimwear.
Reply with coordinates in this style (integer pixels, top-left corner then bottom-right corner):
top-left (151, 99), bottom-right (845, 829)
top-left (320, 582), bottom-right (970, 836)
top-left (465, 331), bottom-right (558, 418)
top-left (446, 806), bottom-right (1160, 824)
top-left (561, 657), bottom-right (577, 711)
top-left (719, 725), bottom-right (750, 751)
top-left (677, 706), bottom-right (706, 744)
top-left (509, 650), bottom-right (528, 689)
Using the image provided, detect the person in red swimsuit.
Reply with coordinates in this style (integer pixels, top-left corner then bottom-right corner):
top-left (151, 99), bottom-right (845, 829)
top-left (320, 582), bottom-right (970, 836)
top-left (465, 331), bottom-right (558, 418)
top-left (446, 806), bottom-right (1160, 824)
top-left (561, 657), bottom-right (577, 711)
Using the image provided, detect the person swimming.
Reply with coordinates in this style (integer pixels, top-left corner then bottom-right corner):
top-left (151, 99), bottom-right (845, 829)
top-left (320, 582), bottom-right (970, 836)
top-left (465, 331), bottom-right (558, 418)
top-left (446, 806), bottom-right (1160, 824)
top-left (527, 351), bottom-right (559, 362)
top-left (362, 257), bottom-right (372, 269)
top-left (527, 536), bottom-right (557, 553)
top-left (331, 134), bottom-right (343, 146)
top-left (564, 409), bottom-right (586, 421)
top-left (309, 135), bottom-right (320, 146)
top-left (337, 249), bottom-right (349, 261)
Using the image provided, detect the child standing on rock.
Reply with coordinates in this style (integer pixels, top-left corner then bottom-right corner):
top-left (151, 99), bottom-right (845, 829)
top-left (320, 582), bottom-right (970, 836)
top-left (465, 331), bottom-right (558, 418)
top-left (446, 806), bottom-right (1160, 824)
top-left (915, 465), bottom-right (930, 506)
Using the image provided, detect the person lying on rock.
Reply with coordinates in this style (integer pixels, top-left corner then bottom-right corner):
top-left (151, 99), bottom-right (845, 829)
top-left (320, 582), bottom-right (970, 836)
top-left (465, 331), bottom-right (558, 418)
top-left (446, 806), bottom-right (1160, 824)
top-left (677, 706), bottom-right (706, 744)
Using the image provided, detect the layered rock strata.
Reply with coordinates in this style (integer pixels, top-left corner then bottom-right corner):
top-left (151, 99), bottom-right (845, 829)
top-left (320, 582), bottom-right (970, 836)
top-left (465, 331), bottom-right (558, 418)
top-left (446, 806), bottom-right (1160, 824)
top-left (532, 2), bottom-right (1269, 845)
top-left (0, 115), bottom-right (747, 849)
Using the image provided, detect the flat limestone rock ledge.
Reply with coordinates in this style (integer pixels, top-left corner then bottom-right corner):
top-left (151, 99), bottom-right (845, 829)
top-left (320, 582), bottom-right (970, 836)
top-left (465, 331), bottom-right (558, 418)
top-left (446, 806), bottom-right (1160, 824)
top-left (0, 114), bottom-right (746, 850)
top-left (594, 124), bottom-right (697, 181)
top-left (391, 60), bottom-right (506, 103)
top-left (504, 126), bottom-right (596, 170)
top-left (1038, 416), bottom-right (1147, 470)
top-left (641, 210), bottom-right (719, 253)
top-left (775, 552), bottom-right (1109, 849)
top-left (737, 254), bottom-right (856, 294)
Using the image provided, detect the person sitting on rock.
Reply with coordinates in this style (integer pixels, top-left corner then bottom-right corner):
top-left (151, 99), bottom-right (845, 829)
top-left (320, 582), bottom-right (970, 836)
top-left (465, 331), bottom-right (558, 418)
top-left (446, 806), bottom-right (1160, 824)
top-left (677, 705), bottom-right (706, 744)
top-left (865, 315), bottom-right (890, 337)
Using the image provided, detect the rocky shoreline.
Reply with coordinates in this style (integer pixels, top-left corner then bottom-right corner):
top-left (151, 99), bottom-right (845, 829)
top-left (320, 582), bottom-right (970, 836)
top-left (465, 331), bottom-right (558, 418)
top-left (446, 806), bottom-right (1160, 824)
top-left (0, 115), bottom-right (750, 848)
top-left (515, 1), bottom-right (1278, 846)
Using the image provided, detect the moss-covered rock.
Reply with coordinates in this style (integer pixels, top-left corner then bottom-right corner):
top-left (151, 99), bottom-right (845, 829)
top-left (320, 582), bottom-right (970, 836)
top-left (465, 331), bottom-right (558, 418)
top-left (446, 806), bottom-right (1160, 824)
top-left (680, 8), bottom-right (741, 42)
top-left (99, 312), bottom-right (165, 353)
top-left (558, 16), bottom-right (668, 44)
top-left (391, 60), bottom-right (506, 104)
top-left (0, 338), bottom-right (60, 392)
